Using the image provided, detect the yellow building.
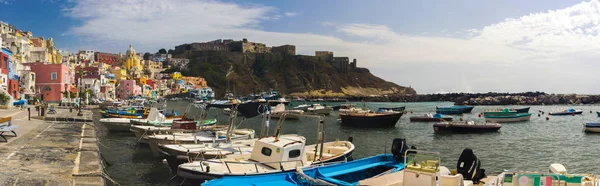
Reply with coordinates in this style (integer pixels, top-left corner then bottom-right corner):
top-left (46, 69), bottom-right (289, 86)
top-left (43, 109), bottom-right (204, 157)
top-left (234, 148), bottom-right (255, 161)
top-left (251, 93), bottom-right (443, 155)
top-left (112, 68), bottom-right (127, 80)
top-left (136, 77), bottom-right (147, 85)
top-left (171, 72), bottom-right (182, 80)
top-left (122, 45), bottom-right (142, 78)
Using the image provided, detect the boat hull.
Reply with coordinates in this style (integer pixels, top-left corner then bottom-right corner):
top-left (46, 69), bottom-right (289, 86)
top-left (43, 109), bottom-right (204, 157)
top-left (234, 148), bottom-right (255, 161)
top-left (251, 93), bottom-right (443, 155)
top-left (409, 117), bottom-right (453, 122)
top-left (100, 119), bottom-right (132, 132)
top-left (549, 111), bottom-right (583, 116)
top-left (584, 123), bottom-right (600, 133)
top-left (307, 108), bottom-right (333, 115)
top-left (515, 107), bottom-right (530, 113)
top-left (484, 114), bottom-right (531, 123)
top-left (339, 112), bottom-right (403, 127)
top-left (433, 123), bottom-right (501, 133)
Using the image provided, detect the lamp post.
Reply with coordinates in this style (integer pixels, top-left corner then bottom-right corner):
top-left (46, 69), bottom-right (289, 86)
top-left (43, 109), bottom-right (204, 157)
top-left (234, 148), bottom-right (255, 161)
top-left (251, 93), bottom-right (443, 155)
top-left (76, 67), bottom-right (86, 116)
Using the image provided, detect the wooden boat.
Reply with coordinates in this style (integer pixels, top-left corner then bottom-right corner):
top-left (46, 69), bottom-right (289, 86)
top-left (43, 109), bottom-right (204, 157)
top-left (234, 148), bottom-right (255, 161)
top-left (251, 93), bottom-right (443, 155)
top-left (129, 125), bottom-right (229, 144)
top-left (410, 113), bottom-right (453, 122)
top-left (339, 111), bottom-right (403, 127)
top-left (433, 121), bottom-right (501, 133)
top-left (176, 135), bottom-right (354, 180)
top-left (514, 107), bottom-right (530, 113)
top-left (159, 139), bottom-right (354, 174)
top-left (435, 107), bottom-right (464, 115)
top-left (549, 108), bottom-right (583, 116)
top-left (378, 106), bottom-right (406, 112)
top-left (484, 113), bottom-right (531, 123)
top-left (437, 105), bottom-right (474, 113)
top-left (584, 122), bottom-right (600, 133)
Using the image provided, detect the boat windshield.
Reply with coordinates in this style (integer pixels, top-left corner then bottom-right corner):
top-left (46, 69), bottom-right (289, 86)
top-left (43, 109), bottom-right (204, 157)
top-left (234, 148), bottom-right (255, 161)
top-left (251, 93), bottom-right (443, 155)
top-left (404, 150), bottom-right (441, 173)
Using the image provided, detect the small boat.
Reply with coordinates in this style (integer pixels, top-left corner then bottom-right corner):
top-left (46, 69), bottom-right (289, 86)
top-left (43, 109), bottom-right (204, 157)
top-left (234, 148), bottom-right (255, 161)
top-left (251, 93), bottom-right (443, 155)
top-left (584, 122), bottom-right (600, 133)
top-left (596, 111), bottom-right (600, 117)
top-left (269, 104), bottom-right (303, 119)
top-left (378, 106), bottom-right (406, 112)
top-left (435, 106), bottom-right (464, 115)
top-left (514, 107), bottom-right (530, 113)
top-left (177, 135), bottom-right (354, 180)
top-left (204, 138), bottom-right (409, 186)
top-left (549, 108), bottom-right (583, 116)
top-left (489, 164), bottom-right (596, 186)
top-left (208, 99), bottom-right (241, 109)
top-left (267, 98), bottom-right (290, 106)
top-left (144, 129), bottom-right (256, 157)
top-left (129, 125), bottom-right (229, 144)
top-left (339, 111), bottom-right (403, 127)
top-left (433, 121), bottom-right (501, 133)
top-left (410, 113), bottom-right (453, 122)
top-left (293, 104), bottom-right (312, 111)
top-left (484, 113), bottom-right (531, 123)
top-left (99, 118), bottom-right (135, 132)
top-left (437, 105), bottom-right (475, 114)
top-left (306, 104), bottom-right (333, 115)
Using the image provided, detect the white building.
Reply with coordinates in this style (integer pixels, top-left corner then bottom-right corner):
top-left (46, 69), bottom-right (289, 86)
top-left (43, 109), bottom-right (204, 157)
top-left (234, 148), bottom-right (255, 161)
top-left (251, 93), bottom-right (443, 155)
top-left (77, 50), bottom-right (95, 63)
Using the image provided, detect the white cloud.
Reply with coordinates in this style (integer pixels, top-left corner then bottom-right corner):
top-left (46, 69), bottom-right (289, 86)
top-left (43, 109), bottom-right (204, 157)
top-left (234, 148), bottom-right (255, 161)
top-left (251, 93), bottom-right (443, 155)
top-left (284, 12), bottom-right (298, 17)
top-left (64, 0), bottom-right (600, 94)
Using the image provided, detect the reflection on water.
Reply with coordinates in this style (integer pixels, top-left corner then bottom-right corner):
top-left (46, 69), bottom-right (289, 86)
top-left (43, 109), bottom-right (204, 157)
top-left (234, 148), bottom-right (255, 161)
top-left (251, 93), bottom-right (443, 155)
top-left (97, 101), bottom-right (600, 185)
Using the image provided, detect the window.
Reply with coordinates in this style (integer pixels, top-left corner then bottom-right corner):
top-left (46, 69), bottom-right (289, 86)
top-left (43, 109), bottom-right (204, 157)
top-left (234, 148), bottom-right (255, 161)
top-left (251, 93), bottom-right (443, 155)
top-left (51, 72), bottom-right (57, 80)
top-left (288, 149), bottom-right (301, 158)
top-left (261, 147), bottom-right (272, 156)
top-left (31, 74), bottom-right (35, 81)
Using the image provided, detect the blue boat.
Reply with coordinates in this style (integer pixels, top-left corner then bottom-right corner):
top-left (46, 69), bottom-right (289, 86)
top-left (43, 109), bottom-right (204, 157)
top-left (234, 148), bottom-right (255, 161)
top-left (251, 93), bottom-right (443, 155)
top-left (596, 112), bottom-right (600, 117)
top-left (204, 138), bottom-right (409, 186)
top-left (437, 106), bottom-right (474, 113)
top-left (549, 108), bottom-right (583, 116)
top-left (436, 107), bottom-right (464, 115)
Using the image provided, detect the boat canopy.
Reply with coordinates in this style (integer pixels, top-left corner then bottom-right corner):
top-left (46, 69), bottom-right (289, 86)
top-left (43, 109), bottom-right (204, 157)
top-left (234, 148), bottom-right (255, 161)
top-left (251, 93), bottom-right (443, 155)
top-left (502, 108), bottom-right (511, 112)
top-left (568, 108), bottom-right (576, 112)
top-left (433, 113), bottom-right (444, 118)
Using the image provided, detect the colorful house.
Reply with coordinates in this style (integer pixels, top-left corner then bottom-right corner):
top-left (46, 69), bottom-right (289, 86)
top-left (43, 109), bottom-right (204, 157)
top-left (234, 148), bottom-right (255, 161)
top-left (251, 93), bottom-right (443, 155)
top-left (26, 62), bottom-right (71, 102)
top-left (1, 47), bottom-right (18, 98)
top-left (116, 80), bottom-right (140, 99)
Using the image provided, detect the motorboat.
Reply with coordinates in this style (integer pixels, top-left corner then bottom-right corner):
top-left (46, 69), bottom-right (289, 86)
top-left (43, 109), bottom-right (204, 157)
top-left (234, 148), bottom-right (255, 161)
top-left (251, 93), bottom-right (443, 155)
top-left (584, 122), bottom-right (600, 133)
top-left (269, 104), bottom-right (303, 119)
top-left (433, 121), bottom-right (501, 133)
top-left (339, 110), bottom-right (403, 127)
top-left (487, 163), bottom-right (596, 186)
top-left (549, 108), bottom-right (583, 116)
top-left (306, 104), bottom-right (333, 115)
top-left (435, 106), bottom-right (464, 115)
top-left (129, 125), bottom-right (229, 144)
top-left (485, 107), bottom-right (531, 116)
top-left (144, 129), bottom-right (255, 157)
top-left (293, 104), bottom-right (312, 111)
top-left (410, 113), bottom-right (453, 122)
top-left (484, 113), bottom-right (531, 123)
top-left (177, 135), bottom-right (353, 180)
top-left (267, 98), bottom-right (290, 106)
top-left (378, 106), bottom-right (406, 112)
top-left (99, 117), bottom-right (135, 132)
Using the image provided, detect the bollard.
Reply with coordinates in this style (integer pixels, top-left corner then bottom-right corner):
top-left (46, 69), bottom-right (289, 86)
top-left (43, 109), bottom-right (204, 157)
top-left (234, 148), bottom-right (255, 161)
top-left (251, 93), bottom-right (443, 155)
top-left (41, 107), bottom-right (45, 117)
top-left (70, 107), bottom-right (73, 113)
top-left (27, 107), bottom-right (30, 120)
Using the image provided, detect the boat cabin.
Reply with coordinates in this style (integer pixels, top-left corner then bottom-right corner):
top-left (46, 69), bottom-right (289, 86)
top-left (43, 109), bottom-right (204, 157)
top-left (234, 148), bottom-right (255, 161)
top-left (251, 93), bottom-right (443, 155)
top-left (249, 136), bottom-right (307, 170)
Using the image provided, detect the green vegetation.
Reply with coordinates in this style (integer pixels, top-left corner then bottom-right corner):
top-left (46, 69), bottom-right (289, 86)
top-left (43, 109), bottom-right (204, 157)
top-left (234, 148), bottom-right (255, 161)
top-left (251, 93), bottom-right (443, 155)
top-left (0, 92), bottom-right (10, 105)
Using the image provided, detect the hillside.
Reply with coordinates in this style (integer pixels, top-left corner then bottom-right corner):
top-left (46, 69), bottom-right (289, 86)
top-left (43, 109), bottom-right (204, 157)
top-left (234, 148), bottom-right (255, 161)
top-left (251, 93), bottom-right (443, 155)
top-left (173, 51), bottom-right (416, 98)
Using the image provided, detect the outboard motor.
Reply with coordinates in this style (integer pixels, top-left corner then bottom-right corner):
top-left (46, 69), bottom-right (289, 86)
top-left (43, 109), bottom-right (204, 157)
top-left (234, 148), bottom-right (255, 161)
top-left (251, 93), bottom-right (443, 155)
top-left (457, 148), bottom-right (486, 184)
top-left (391, 138), bottom-right (409, 161)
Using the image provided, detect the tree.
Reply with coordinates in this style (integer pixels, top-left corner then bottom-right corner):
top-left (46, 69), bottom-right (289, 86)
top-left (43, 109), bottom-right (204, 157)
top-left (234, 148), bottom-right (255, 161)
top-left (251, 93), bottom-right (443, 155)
top-left (158, 48), bottom-right (167, 54)
top-left (143, 52), bottom-right (151, 60)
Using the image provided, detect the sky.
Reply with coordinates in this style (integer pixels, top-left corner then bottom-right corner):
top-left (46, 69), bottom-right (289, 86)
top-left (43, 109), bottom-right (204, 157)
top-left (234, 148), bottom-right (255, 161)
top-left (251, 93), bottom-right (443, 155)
top-left (2, 0), bottom-right (600, 94)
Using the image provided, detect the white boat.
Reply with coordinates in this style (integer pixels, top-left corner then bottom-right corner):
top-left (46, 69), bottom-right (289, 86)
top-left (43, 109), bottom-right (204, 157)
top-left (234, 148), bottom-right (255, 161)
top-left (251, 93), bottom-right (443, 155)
top-left (192, 100), bottom-right (204, 104)
top-left (293, 104), bottom-right (312, 111)
top-left (176, 135), bottom-right (354, 180)
top-left (144, 129), bottom-right (255, 157)
top-left (99, 117), bottom-right (134, 132)
top-left (306, 104), bottom-right (333, 115)
top-left (269, 104), bottom-right (303, 119)
top-left (484, 113), bottom-right (532, 123)
top-left (484, 164), bottom-right (596, 186)
top-left (129, 125), bottom-right (229, 144)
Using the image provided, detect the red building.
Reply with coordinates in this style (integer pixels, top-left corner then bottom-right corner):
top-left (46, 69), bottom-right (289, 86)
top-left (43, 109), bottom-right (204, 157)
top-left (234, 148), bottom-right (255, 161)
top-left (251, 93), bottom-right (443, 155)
top-left (94, 52), bottom-right (120, 67)
top-left (8, 79), bottom-right (19, 99)
top-left (75, 66), bottom-right (102, 80)
top-left (26, 63), bottom-right (71, 102)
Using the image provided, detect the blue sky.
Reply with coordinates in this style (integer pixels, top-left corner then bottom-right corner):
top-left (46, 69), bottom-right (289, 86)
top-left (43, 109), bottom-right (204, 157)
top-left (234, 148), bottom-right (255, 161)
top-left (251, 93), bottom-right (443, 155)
top-left (2, 0), bottom-right (600, 94)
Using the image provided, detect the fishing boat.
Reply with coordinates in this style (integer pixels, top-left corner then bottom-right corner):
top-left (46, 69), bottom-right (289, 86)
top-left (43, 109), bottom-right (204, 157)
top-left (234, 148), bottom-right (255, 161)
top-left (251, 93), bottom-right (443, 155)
top-left (129, 125), bottom-right (229, 144)
top-left (437, 105), bottom-right (474, 113)
top-left (144, 129), bottom-right (255, 157)
top-left (208, 99), bottom-right (241, 109)
top-left (269, 104), bottom-right (303, 119)
top-left (514, 106), bottom-right (530, 113)
top-left (177, 135), bottom-right (354, 180)
top-left (484, 113), bottom-right (531, 123)
top-left (596, 111), bottom-right (600, 117)
top-left (306, 104), bottom-right (333, 115)
top-left (584, 122), bottom-right (600, 133)
top-left (435, 106), bottom-right (464, 115)
top-left (433, 121), bottom-right (501, 133)
top-left (378, 106), bottom-right (406, 112)
top-left (485, 107), bottom-right (531, 116)
top-left (129, 118), bottom-right (217, 127)
top-left (339, 110), bottom-right (403, 127)
top-left (549, 108), bottom-right (583, 116)
top-left (99, 117), bottom-right (135, 132)
top-left (488, 164), bottom-right (596, 186)
top-left (410, 113), bottom-right (453, 122)
top-left (202, 138), bottom-right (409, 186)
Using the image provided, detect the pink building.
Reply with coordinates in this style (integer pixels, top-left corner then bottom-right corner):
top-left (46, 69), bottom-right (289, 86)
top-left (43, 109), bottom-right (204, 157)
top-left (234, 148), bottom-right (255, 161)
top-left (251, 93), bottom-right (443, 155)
top-left (116, 80), bottom-right (140, 99)
top-left (26, 63), bottom-right (71, 102)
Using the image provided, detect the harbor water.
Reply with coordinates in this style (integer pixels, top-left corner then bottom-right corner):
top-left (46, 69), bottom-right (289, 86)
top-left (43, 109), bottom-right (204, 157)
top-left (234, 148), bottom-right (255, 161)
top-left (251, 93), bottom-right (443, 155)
top-left (97, 101), bottom-right (600, 185)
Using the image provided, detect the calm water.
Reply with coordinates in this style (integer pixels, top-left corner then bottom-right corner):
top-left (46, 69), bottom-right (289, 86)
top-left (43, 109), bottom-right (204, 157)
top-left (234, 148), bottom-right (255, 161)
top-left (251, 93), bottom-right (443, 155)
top-left (96, 101), bottom-right (600, 185)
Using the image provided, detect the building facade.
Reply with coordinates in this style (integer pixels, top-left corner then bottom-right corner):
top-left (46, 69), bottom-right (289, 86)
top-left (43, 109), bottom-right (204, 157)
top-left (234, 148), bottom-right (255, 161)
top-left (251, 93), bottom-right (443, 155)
top-left (271, 45), bottom-right (296, 55)
top-left (181, 76), bottom-right (207, 88)
top-left (116, 79), bottom-right (140, 99)
top-left (94, 52), bottom-right (120, 67)
top-left (26, 63), bottom-right (71, 102)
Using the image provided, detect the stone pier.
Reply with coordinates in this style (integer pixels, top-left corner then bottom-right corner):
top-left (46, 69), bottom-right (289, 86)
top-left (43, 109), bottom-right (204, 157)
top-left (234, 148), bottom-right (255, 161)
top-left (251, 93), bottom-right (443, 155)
top-left (0, 107), bottom-right (105, 185)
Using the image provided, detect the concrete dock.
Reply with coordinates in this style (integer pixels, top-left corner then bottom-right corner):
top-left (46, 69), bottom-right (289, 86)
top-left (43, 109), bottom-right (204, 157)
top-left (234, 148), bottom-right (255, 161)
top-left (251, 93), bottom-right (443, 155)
top-left (0, 107), bottom-right (105, 185)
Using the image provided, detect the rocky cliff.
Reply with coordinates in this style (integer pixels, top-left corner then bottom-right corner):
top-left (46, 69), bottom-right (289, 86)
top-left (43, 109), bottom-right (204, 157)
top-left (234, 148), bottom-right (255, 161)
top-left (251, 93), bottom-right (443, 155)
top-left (173, 51), bottom-right (415, 98)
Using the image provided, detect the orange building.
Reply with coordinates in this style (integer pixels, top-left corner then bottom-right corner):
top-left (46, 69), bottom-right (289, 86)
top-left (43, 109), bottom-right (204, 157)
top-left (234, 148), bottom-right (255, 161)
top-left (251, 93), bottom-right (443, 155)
top-left (181, 76), bottom-right (207, 88)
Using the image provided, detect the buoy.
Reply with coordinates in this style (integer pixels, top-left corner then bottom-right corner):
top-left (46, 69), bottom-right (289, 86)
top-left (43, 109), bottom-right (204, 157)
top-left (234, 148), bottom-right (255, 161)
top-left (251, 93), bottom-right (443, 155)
top-left (546, 117), bottom-right (549, 120)
top-left (478, 114), bottom-right (481, 118)
top-left (538, 114), bottom-right (540, 117)
top-left (572, 113), bottom-right (575, 116)
top-left (347, 136), bottom-right (354, 142)
top-left (410, 111), bottom-right (413, 114)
